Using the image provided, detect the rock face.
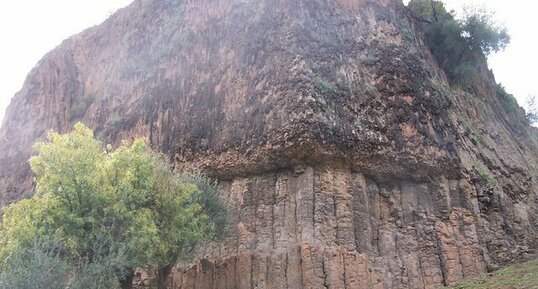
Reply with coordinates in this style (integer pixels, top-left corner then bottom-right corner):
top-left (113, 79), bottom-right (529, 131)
top-left (1, 0), bottom-right (537, 288)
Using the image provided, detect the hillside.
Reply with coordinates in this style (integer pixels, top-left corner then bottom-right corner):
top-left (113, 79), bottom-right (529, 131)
top-left (444, 257), bottom-right (538, 289)
top-left (0, 0), bottom-right (537, 288)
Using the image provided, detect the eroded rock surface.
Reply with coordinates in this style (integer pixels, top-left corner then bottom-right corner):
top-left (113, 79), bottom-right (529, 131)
top-left (0, 0), bottom-right (537, 288)
top-left (159, 166), bottom-right (534, 289)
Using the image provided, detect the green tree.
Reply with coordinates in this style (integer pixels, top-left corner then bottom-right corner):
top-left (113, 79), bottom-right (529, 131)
top-left (460, 6), bottom-right (510, 55)
top-left (407, 0), bottom-right (509, 84)
top-left (526, 95), bottom-right (538, 125)
top-left (0, 123), bottom-right (226, 289)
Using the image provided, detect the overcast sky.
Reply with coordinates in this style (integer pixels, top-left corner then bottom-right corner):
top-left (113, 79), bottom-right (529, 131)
top-left (0, 0), bottom-right (536, 125)
top-left (443, 0), bottom-right (537, 106)
top-left (0, 0), bottom-right (133, 125)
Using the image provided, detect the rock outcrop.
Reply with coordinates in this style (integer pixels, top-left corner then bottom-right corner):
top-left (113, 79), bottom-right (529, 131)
top-left (1, 0), bottom-right (537, 288)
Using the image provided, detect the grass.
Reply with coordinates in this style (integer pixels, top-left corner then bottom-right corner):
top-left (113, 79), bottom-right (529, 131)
top-left (443, 258), bottom-right (538, 289)
top-left (477, 167), bottom-right (493, 185)
top-left (316, 80), bottom-right (335, 92)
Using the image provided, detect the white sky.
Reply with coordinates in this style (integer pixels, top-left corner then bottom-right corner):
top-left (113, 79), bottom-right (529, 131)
top-left (0, 0), bottom-right (133, 125)
top-left (0, 0), bottom-right (536, 124)
top-left (443, 0), bottom-right (538, 108)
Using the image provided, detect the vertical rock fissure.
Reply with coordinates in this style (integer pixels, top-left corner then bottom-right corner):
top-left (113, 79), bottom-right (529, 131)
top-left (293, 176), bottom-right (299, 242)
top-left (284, 252), bottom-right (289, 289)
top-left (342, 251), bottom-right (349, 289)
top-left (313, 170), bottom-right (318, 241)
top-left (434, 226), bottom-right (449, 286)
top-left (271, 183), bottom-right (276, 249)
top-left (455, 212), bottom-right (466, 280)
top-left (250, 253), bottom-right (254, 289)
top-left (193, 263), bottom-right (198, 289)
top-left (333, 185), bottom-right (339, 246)
top-left (322, 256), bottom-right (329, 289)
top-left (417, 244), bottom-right (428, 289)
top-left (266, 253), bottom-right (271, 289)
top-left (394, 224), bottom-right (402, 287)
top-left (237, 192), bottom-right (243, 255)
top-left (412, 212), bottom-right (428, 289)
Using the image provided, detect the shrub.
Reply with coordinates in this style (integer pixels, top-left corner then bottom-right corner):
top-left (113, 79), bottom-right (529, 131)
top-left (496, 84), bottom-right (519, 114)
top-left (477, 168), bottom-right (493, 185)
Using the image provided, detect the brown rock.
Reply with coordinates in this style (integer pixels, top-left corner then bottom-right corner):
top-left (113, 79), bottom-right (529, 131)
top-left (1, 0), bottom-right (537, 288)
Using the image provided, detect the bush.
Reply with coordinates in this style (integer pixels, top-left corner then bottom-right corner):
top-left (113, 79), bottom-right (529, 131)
top-left (496, 84), bottom-right (519, 114)
top-left (494, 84), bottom-right (530, 131)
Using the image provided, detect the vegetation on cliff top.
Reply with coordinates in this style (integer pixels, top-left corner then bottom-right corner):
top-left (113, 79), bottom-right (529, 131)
top-left (407, 0), bottom-right (510, 85)
top-left (0, 123), bottom-right (226, 289)
top-left (407, 1), bottom-right (538, 127)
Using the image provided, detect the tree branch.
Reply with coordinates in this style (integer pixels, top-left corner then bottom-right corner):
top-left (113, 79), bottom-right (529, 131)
top-left (430, 0), bottom-right (439, 22)
top-left (406, 6), bottom-right (433, 24)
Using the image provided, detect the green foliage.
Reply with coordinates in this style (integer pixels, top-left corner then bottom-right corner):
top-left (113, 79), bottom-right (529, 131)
top-left (407, 0), bottom-right (509, 84)
top-left (460, 7), bottom-right (510, 55)
top-left (525, 95), bottom-right (537, 125)
top-left (0, 123), bottom-right (225, 288)
top-left (0, 242), bottom-right (70, 289)
top-left (443, 258), bottom-right (538, 289)
top-left (477, 168), bottom-right (493, 185)
top-left (0, 240), bottom-right (125, 289)
top-left (179, 172), bottom-right (227, 240)
top-left (316, 80), bottom-right (335, 92)
top-left (496, 83), bottom-right (519, 115)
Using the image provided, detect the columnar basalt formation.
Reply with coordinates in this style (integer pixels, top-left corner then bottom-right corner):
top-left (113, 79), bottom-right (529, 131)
top-left (0, 0), bottom-right (537, 288)
top-left (157, 165), bottom-right (533, 289)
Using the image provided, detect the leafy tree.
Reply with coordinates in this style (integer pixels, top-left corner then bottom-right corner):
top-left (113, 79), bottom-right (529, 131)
top-left (526, 95), bottom-right (538, 125)
top-left (0, 123), bottom-right (226, 289)
top-left (460, 6), bottom-right (510, 55)
top-left (407, 0), bottom-right (510, 84)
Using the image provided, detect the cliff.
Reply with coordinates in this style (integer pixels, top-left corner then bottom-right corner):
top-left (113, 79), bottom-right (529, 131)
top-left (1, 0), bottom-right (537, 288)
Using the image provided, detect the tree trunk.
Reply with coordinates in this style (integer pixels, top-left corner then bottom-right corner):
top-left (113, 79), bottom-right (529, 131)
top-left (157, 265), bottom-right (173, 289)
top-left (120, 269), bottom-right (135, 289)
